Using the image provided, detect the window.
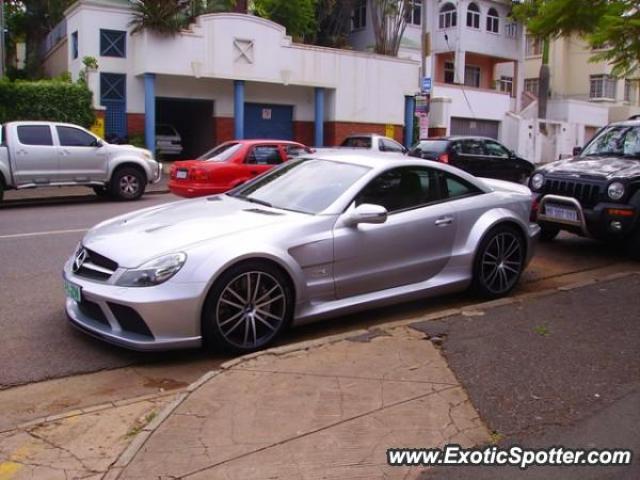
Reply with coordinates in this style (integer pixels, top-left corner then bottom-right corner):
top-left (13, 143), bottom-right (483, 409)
top-left (499, 76), bottom-right (513, 95)
top-left (624, 80), bottom-right (635, 103)
top-left (380, 138), bottom-right (405, 152)
top-left (341, 136), bottom-right (372, 148)
top-left (460, 139), bottom-right (484, 155)
top-left (285, 144), bottom-right (311, 158)
top-left (439, 3), bottom-right (457, 29)
top-left (100, 29), bottom-right (126, 57)
top-left (466, 3), bottom-right (480, 29)
top-left (405, 0), bottom-right (422, 26)
top-left (444, 61), bottom-right (455, 84)
top-left (199, 142), bottom-right (242, 161)
top-left (505, 22), bottom-right (518, 38)
top-left (444, 174), bottom-right (478, 199)
top-left (71, 31), bottom-right (79, 60)
top-left (486, 8), bottom-right (499, 33)
top-left (484, 140), bottom-right (510, 158)
top-left (352, 0), bottom-right (367, 30)
top-left (590, 75), bottom-right (617, 100)
top-left (524, 78), bottom-right (539, 96)
top-left (355, 167), bottom-right (439, 213)
top-left (100, 73), bottom-right (126, 101)
top-left (525, 35), bottom-right (542, 56)
top-left (246, 145), bottom-right (282, 165)
top-left (464, 65), bottom-right (481, 88)
top-left (17, 126), bottom-right (53, 146)
top-left (57, 126), bottom-right (97, 147)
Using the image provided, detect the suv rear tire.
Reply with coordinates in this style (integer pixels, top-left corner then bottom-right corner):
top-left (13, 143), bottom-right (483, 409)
top-left (111, 167), bottom-right (146, 201)
top-left (540, 225), bottom-right (560, 242)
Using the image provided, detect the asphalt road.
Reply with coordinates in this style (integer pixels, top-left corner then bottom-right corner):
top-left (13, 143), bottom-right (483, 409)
top-left (0, 192), bottom-right (636, 389)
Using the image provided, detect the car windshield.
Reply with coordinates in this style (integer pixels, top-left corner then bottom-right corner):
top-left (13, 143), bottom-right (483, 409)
top-left (229, 158), bottom-right (370, 214)
top-left (198, 142), bottom-right (242, 162)
top-left (582, 125), bottom-right (640, 159)
top-left (341, 137), bottom-right (372, 148)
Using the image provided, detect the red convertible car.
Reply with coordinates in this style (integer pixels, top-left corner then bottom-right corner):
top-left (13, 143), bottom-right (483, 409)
top-left (169, 140), bottom-right (312, 198)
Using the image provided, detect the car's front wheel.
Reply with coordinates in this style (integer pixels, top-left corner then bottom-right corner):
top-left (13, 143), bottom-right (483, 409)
top-left (202, 261), bottom-right (293, 354)
top-left (472, 225), bottom-right (525, 298)
top-left (111, 167), bottom-right (146, 201)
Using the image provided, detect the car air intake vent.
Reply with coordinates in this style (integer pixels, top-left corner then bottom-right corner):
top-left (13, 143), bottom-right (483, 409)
top-left (74, 247), bottom-right (118, 281)
top-left (107, 303), bottom-right (154, 339)
top-left (243, 208), bottom-right (284, 216)
top-left (78, 299), bottom-right (110, 328)
top-left (542, 179), bottom-right (602, 209)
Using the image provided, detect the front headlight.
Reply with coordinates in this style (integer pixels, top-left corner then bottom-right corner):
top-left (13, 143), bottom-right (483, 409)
top-left (116, 252), bottom-right (187, 287)
top-left (608, 182), bottom-right (625, 201)
top-left (530, 173), bottom-right (544, 191)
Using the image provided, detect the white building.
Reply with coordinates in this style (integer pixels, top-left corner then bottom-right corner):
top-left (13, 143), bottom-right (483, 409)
top-left (350, 0), bottom-right (525, 145)
top-left (42, 0), bottom-right (420, 157)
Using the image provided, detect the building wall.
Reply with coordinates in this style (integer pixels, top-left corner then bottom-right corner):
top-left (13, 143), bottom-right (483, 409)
top-left (42, 38), bottom-right (69, 78)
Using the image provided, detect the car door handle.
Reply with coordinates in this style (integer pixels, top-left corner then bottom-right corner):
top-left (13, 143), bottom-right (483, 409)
top-left (435, 216), bottom-right (454, 226)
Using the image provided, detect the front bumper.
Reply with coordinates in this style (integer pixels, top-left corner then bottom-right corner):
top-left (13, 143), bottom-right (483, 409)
top-left (526, 222), bottom-right (541, 266)
top-left (151, 162), bottom-right (163, 184)
top-left (63, 264), bottom-right (205, 351)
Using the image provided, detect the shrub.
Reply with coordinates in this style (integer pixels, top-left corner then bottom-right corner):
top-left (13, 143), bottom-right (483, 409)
top-left (0, 78), bottom-right (95, 128)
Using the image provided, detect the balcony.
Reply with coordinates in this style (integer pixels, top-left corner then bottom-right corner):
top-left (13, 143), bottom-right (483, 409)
top-left (433, 83), bottom-right (512, 120)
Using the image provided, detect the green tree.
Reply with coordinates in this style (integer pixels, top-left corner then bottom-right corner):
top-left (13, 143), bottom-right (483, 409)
top-left (371, 0), bottom-right (409, 56)
top-left (252, 0), bottom-right (317, 40)
top-left (313, 0), bottom-right (357, 48)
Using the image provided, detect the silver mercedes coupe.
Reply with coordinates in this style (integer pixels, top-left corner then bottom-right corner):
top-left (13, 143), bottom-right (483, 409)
top-left (63, 152), bottom-right (540, 353)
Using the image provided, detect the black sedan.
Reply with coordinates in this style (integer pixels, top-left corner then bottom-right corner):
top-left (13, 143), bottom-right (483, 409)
top-left (408, 136), bottom-right (534, 184)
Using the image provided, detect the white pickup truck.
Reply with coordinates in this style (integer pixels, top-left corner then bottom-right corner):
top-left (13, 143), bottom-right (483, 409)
top-left (0, 121), bottom-right (162, 201)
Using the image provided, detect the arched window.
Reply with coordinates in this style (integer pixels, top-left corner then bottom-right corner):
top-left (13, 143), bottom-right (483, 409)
top-left (467, 3), bottom-right (480, 29)
top-left (487, 8), bottom-right (499, 33)
top-left (439, 3), bottom-right (457, 29)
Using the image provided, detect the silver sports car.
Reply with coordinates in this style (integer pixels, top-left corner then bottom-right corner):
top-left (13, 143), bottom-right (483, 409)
top-left (63, 152), bottom-right (540, 353)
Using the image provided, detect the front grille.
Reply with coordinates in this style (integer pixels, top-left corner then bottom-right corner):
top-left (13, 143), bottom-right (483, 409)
top-left (74, 247), bottom-right (118, 281)
top-left (107, 303), bottom-right (154, 339)
top-left (78, 299), bottom-right (110, 328)
top-left (542, 178), bottom-right (603, 209)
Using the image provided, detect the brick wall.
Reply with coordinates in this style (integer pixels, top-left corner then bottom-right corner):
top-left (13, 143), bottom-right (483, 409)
top-left (293, 121), bottom-right (314, 147)
top-left (324, 121), bottom-right (404, 146)
top-left (127, 113), bottom-right (145, 137)
top-left (213, 117), bottom-right (235, 144)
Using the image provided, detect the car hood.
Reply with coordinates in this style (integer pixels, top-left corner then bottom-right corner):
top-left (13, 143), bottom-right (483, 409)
top-left (82, 195), bottom-right (300, 268)
top-left (540, 156), bottom-right (640, 179)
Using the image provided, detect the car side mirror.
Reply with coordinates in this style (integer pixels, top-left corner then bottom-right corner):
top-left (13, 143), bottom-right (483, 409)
top-left (572, 146), bottom-right (582, 156)
top-left (345, 204), bottom-right (388, 226)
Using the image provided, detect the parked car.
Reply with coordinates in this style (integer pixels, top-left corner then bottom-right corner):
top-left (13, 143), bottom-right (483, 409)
top-left (340, 133), bottom-right (408, 153)
top-left (409, 136), bottom-right (534, 184)
top-left (0, 121), bottom-right (161, 201)
top-left (530, 118), bottom-right (640, 259)
top-left (155, 124), bottom-right (183, 157)
top-left (64, 151), bottom-right (539, 353)
top-left (168, 139), bottom-right (312, 198)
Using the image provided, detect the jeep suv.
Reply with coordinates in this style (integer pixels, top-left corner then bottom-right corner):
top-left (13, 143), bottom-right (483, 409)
top-left (530, 118), bottom-right (640, 259)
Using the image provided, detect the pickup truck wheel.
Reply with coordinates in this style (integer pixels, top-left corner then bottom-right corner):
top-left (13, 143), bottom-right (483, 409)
top-left (111, 167), bottom-right (146, 201)
top-left (0, 179), bottom-right (4, 202)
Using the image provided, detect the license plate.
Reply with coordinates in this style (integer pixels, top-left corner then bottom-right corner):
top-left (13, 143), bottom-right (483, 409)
top-left (176, 170), bottom-right (188, 179)
top-left (545, 205), bottom-right (578, 222)
top-left (64, 280), bottom-right (82, 302)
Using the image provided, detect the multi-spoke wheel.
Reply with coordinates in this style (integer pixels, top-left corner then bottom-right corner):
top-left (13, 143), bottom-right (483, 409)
top-left (472, 226), bottom-right (525, 298)
top-left (202, 261), bottom-right (292, 353)
top-left (110, 167), bottom-right (146, 201)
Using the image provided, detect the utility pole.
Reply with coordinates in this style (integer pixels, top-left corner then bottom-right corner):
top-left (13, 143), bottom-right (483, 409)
top-left (0, 0), bottom-right (5, 78)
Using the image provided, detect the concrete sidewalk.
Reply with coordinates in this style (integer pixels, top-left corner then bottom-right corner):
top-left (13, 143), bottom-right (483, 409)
top-left (0, 272), bottom-right (638, 480)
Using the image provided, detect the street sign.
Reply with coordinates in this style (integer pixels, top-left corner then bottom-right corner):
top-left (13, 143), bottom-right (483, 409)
top-left (421, 77), bottom-right (432, 94)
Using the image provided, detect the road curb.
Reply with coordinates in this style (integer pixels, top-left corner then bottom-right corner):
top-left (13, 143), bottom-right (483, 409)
top-left (102, 270), bottom-right (640, 479)
top-left (1, 189), bottom-right (170, 208)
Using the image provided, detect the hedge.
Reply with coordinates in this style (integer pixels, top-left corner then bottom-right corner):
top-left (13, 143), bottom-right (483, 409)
top-left (0, 79), bottom-right (95, 128)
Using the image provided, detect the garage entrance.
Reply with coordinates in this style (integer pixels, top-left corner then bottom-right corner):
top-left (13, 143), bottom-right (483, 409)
top-left (451, 117), bottom-right (500, 139)
top-left (156, 97), bottom-right (214, 159)
top-left (244, 103), bottom-right (293, 140)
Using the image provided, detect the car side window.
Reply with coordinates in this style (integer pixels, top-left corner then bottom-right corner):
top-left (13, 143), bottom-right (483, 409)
top-left (484, 140), bottom-right (510, 158)
top-left (17, 125), bottom-right (54, 146)
top-left (460, 139), bottom-right (484, 156)
top-left (246, 145), bottom-right (282, 165)
top-left (381, 138), bottom-right (405, 153)
top-left (341, 137), bottom-right (371, 148)
top-left (355, 167), bottom-right (439, 213)
top-left (57, 126), bottom-right (97, 147)
top-left (442, 173), bottom-right (481, 199)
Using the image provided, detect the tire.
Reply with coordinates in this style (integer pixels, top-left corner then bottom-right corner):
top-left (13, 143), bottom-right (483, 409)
top-left (0, 178), bottom-right (4, 202)
top-left (625, 228), bottom-right (640, 261)
top-left (92, 186), bottom-right (111, 198)
top-left (472, 225), bottom-right (525, 299)
top-left (202, 260), bottom-right (293, 354)
top-left (540, 225), bottom-right (560, 242)
top-left (110, 167), bottom-right (146, 201)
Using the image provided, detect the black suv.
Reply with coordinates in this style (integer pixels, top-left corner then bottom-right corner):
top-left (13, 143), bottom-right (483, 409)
top-left (530, 119), bottom-right (640, 259)
top-left (408, 136), bottom-right (534, 184)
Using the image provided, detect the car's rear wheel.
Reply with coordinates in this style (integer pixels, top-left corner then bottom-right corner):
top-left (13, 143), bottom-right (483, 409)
top-left (202, 261), bottom-right (293, 354)
top-left (472, 225), bottom-right (525, 298)
top-left (111, 167), bottom-right (146, 201)
top-left (540, 224), bottom-right (560, 242)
